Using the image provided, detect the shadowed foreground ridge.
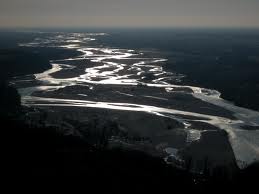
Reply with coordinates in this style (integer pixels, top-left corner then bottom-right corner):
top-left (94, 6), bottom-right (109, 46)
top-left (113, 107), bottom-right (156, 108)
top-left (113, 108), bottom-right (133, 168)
top-left (1, 83), bottom-right (259, 192)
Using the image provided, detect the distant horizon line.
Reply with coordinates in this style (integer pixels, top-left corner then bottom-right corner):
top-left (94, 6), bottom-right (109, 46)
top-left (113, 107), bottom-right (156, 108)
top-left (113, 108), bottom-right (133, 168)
top-left (1, 26), bottom-right (259, 32)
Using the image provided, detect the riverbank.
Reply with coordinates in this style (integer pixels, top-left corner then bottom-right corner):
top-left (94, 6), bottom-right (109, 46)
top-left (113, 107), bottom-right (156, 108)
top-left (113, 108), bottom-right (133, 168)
top-left (1, 110), bottom-right (259, 192)
top-left (1, 30), bottom-right (259, 191)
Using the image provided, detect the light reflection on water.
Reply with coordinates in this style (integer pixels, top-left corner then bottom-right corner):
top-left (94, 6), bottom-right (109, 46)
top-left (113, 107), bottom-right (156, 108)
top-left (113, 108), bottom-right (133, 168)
top-left (15, 32), bottom-right (259, 169)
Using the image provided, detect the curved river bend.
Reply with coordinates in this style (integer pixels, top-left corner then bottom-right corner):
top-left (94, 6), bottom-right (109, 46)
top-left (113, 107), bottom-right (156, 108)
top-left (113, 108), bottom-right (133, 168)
top-left (14, 32), bottom-right (259, 170)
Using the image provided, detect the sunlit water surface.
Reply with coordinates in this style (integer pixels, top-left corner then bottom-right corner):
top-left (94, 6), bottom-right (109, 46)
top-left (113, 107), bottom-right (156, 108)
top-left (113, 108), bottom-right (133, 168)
top-left (13, 32), bottom-right (259, 169)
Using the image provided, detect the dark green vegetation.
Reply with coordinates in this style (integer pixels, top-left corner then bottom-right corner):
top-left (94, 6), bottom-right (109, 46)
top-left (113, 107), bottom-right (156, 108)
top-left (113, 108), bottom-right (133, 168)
top-left (0, 31), bottom-right (81, 116)
top-left (0, 47), bottom-right (81, 79)
top-left (0, 34), bottom-right (80, 80)
top-left (169, 49), bottom-right (259, 111)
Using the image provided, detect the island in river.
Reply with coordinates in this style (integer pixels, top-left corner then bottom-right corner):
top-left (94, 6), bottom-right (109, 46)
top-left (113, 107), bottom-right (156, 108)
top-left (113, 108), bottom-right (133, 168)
top-left (0, 29), bottom-right (259, 191)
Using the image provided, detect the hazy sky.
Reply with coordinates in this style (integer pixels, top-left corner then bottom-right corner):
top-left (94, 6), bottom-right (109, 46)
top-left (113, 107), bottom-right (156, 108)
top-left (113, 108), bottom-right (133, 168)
top-left (1, 0), bottom-right (259, 28)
